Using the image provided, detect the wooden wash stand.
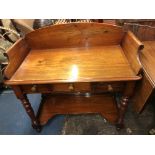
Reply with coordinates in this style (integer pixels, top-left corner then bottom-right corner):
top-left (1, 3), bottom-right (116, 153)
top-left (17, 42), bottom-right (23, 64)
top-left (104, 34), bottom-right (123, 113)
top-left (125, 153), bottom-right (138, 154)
top-left (3, 23), bottom-right (144, 132)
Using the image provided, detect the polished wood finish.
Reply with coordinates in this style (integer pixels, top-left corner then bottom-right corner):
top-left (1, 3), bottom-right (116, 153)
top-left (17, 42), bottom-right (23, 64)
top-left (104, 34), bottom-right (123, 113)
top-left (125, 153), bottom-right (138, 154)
top-left (91, 82), bottom-right (125, 93)
top-left (116, 81), bottom-right (135, 129)
top-left (21, 84), bottom-right (53, 93)
top-left (121, 31), bottom-right (144, 75)
top-left (133, 41), bottom-right (155, 112)
top-left (38, 94), bottom-right (118, 125)
top-left (5, 45), bottom-right (140, 85)
top-left (120, 22), bottom-right (155, 113)
top-left (133, 73), bottom-right (154, 112)
top-left (140, 41), bottom-right (155, 82)
top-left (25, 23), bottom-right (124, 49)
top-left (3, 23), bottom-right (143, 131)
top-left (52, 83), bottom-right (90, 92)
top-left (21, 82), bottom-right (124, 94)
top-left (4, 38), bottom-right (30, 79)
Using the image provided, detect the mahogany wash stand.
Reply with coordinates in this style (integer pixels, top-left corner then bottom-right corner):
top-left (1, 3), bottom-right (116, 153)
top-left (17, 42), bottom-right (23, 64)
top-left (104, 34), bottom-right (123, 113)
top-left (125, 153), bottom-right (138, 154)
top-left (3, 23), bottom-right (144, 132)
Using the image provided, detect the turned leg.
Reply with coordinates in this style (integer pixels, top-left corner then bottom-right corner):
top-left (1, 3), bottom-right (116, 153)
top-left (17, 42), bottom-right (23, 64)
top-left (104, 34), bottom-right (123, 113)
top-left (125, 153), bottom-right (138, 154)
top-left (116, 96), bottom-right (129, 129)
top-left (116, 82), bottom-right (135, 130)
top-left (20, 94), bottom-right (41, 132)
top-left (12, 85), bottom-right (41, 132)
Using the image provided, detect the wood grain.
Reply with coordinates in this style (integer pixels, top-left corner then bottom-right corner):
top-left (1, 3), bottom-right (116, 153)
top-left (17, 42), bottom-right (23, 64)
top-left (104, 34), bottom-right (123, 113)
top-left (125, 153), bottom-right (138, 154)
top-left (120, 23), bottom-right (155, 113)
top-left (4, 38), bottom-right (30, 79)
top-left (132, 41), bottom-right (155, 113)
top-left (5, 45), bottom-right (140, 85)
top-left (121, 31), bottom-right (144, 75)
top-left (140, 41), bottom-right (155, 85)
top-left (133, 73), bottom-right (154, 113)
top-left (38, 94), bottom-right (118, 125)
top-left (3, 23), bottom-right (142, 130)
top-left (116, 81), bottom-right (136, 129)
top-left (21, 82), bottom-right (125, 94)
top-left (25, 23), bottom-right (125, 49)
top-left (92, 82), bottom-right (125, 93)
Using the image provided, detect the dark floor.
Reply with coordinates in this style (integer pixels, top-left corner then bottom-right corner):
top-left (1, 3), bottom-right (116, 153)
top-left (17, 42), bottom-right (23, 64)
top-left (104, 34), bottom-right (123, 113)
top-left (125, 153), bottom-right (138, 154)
top-left (0, 90), bottom-right (65, 135)
top-left (0, 89), bottom-right (155, 135)
top-left (62, 105), bottom-right (155, 135)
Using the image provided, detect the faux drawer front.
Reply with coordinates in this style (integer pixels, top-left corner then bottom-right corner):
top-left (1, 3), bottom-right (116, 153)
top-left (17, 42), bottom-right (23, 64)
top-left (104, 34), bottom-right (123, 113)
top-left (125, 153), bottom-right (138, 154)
top-left (53, 83), bottom-right (90, 92)
top-left (21, 84), bottom-right (53, 93)
top-left (92, 82), bottom-right (125, 93)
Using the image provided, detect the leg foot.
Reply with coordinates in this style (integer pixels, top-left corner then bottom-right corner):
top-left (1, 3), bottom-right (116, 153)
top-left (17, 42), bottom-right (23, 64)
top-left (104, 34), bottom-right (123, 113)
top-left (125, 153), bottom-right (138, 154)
top-left (116, 123), bottom-right (124, 130)
top-left (32, 122), bottom-right (42, 133)
top-left (116, 96), bottom-right (129, 129)
top-left (116, 82), bottom-right (135, 130)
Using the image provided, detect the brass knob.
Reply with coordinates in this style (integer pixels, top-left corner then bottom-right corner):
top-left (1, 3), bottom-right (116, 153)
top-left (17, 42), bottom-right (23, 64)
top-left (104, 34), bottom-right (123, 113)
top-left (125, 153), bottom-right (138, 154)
top-left (68, 84), bottom-right (74, 91)
top-left (107, 84), bottom-right (113, 92)
top-left (31, 85), bottom-right (37, 92)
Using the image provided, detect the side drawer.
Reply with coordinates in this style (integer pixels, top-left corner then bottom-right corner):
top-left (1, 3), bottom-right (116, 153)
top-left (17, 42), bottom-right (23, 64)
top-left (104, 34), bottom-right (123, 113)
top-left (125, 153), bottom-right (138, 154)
top-left (91, 82), bottom-right (125, 93)
top-left (21, 84), bottom-right (53, 93)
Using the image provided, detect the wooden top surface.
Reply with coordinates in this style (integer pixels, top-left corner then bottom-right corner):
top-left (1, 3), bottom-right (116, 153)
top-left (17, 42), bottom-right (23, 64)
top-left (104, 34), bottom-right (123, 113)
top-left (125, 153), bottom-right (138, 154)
top-left (140, 41), bottom-right (155, 85)
top-left (7, 45), bottom-right (140, 84)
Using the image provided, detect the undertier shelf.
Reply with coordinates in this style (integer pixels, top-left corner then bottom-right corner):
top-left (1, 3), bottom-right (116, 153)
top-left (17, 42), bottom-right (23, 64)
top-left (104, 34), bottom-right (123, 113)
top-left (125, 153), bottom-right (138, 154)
top-left (37, 94), bottom-right (119, 125)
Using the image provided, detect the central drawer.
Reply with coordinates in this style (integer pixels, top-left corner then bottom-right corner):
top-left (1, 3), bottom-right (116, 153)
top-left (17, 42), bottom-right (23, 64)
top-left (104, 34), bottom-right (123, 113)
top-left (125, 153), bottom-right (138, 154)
top-left (53, 83), bottom-right (90, 92)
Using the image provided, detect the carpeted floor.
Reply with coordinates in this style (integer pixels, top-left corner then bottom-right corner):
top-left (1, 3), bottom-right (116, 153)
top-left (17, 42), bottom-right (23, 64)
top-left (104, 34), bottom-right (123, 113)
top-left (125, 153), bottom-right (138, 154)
top-left (61, 104), bottom-right (155, 135)
top-left (0, 90), bottom-right (155, 135)
top-left (0, 90), bottom-right (65, 135)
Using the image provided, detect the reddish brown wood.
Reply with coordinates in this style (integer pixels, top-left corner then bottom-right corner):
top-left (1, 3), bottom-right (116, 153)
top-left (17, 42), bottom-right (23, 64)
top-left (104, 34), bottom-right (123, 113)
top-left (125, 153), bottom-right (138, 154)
top-left (133, 73), bottom-right (154, 112)
top-left (3, 23), bottom-right (143, 131)
top-left (121, 31), bottom-right (144, 75)
top-left (133, 41), bottom-right (155, 112)
top-left (119, 23), bottom-right (155, 113)
top-left (92, 82), bottom-right (125, 93)
top-left (52, 83), bottom-right (91, 92)
top-left (4, 38), bottom-right (30, 80)
top-left (20, 82), bottom-right (125, 95)
top-left (140, 41), bottom-right (155, 82)
top-left (21, 84), bottom-right (53, 94)
top-left (12, 85), bottom-right (41, 131)
top-left (25, 23), bottom-right (125, 49)
top-left (116, 81), bottom-right (136, 129)
top-left (38, 94), bottom-right (118, 125)
top-left (5, 46), bottom-right (141, 85)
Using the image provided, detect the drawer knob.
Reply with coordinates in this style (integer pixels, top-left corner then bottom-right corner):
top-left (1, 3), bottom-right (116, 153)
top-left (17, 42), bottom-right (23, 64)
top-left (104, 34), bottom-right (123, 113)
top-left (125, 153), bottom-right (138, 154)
top-left (31, 85), bottom-right (37, 92)
top-left (107, 84), bottom-right (113, 92)
top-left (68, 84), bottom-right (74, 91)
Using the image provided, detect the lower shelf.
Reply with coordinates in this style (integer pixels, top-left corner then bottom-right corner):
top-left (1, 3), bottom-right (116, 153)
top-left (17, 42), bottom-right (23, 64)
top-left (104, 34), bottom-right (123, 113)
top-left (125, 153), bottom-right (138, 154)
top-left (37, 94), bottom-right (118, 125)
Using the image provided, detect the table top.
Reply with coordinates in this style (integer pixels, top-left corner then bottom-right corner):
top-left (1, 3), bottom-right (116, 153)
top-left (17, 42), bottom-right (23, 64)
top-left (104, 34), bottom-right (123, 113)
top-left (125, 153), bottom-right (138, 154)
top-left (141, 41), bottom-right (155, 85)
top-left (8, 45), bottom-right (140, 84)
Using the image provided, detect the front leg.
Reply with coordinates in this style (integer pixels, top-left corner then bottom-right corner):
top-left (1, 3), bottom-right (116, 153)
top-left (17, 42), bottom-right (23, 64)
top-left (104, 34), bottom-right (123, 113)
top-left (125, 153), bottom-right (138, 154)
top-left (116, 82), bottom-right (135, 130)
top-left (12, 85), bottom-right (41, 132)
top-left (116, 96), bottom-right (129, 129)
